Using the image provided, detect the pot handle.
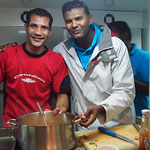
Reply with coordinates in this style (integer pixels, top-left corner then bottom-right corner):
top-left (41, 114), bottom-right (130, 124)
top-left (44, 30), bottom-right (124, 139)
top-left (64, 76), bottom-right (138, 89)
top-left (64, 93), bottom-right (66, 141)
top-left (73, 118), bottom-right (82, 125)
top-left (7, 119), bottom-right (18, 128)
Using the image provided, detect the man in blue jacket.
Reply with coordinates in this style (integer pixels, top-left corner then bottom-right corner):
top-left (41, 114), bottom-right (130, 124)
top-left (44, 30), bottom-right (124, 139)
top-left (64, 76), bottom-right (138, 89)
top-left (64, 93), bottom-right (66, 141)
top-left (108, 21), bottom-right (149, 117)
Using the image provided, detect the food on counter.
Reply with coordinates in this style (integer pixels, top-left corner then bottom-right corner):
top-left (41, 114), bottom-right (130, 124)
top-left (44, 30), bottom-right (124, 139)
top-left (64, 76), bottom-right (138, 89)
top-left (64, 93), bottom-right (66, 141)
top-left (79, 135), bottom-right (90, 140)
top-left (89, 142), bottom-right (98, 150)
top-left (79, 135), bottom-right (87, 140)
top-left (135, 136), bottom-right (139, 140)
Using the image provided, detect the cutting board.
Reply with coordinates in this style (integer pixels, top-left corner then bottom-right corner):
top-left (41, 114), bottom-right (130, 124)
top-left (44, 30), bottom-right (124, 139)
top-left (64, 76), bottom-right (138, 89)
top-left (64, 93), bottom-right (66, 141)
top-left (75, 124), bottom-right (139, 150)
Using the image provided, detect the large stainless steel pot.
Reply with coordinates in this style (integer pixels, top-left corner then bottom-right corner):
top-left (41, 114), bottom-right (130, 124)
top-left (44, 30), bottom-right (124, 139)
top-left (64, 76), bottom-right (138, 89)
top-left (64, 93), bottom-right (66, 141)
top-left (7, 111), bottom-right (80, 150)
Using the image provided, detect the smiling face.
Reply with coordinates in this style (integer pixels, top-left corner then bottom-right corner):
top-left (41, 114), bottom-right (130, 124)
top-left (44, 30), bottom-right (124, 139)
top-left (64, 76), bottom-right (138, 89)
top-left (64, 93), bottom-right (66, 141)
top-left (63, 8), bottom-right (93, 41)
top-left (24, 14), bottom-right (52, 54)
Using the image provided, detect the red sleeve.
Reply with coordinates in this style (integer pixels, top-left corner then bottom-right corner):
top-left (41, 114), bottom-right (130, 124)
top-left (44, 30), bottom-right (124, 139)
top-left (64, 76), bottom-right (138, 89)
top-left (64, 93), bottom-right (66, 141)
top-left (52, 54), bottom-right (70, 94)
top-left (111, 31), bottom-right (119, 37)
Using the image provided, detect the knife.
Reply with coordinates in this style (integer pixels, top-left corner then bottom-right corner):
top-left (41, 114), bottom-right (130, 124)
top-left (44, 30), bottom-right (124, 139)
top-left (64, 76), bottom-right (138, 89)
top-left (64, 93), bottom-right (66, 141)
top-left (98, 126), bottom-right (138, 146)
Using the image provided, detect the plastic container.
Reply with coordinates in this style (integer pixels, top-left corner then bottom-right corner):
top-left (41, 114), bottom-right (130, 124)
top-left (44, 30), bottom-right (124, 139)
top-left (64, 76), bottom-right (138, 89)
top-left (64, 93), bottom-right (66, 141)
top-left (139, 109), bottom-right (149, 150)
top-left (97, 145), bottom-right (119, 150)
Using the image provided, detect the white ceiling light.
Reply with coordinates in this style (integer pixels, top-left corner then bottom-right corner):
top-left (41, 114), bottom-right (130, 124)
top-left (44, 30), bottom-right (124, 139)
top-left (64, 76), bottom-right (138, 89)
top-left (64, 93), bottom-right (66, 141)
top-left (18, 31), bottom-right (26, 34)
top-left (20, 0), bottom-right (32, 4)
top-left (104, 0), bottom-right (115, 7)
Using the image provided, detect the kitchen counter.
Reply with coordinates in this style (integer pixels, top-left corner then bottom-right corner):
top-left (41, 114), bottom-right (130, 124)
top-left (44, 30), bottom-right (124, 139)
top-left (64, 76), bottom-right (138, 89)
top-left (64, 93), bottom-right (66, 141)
top-left (75, 124), bottom-right (139, 150)
top-left (2, 124), bottom-right (139, 150)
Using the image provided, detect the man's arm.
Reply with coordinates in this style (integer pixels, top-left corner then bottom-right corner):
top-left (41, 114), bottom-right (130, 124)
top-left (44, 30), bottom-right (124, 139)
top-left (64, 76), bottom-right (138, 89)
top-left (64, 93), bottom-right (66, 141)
top-left (77, 38), bottom-right (135, 128)
top-left (135, 81), bottom-right (149, 96)
top-left (0, 42), bottom-right (18, 51)
top-left (76, 105), bottom-right (106, 127)
top-left (53, 93), bottom-right (69, 114)
top-left (51, 52), bottom-right (70, 115)
top-left (98, 38), bottom-right (135, 123)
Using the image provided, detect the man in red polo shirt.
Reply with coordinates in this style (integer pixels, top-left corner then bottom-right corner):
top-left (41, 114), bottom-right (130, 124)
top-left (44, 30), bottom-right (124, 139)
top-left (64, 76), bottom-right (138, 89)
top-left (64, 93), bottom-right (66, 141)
top-left (0, 8), bottom-right (70, 127)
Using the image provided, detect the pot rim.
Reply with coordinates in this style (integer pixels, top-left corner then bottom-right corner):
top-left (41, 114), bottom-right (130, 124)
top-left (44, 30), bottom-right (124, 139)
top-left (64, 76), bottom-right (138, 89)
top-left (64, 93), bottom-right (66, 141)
top-left (8, 111), bottom-right (77, 127)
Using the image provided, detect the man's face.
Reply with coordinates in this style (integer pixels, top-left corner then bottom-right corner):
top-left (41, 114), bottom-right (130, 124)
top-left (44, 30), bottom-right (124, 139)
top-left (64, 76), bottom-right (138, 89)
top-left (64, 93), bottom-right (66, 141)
top-left (63, 8), bottom-right (93, 41)
top-left (24, 14), bottom-right (52, 51)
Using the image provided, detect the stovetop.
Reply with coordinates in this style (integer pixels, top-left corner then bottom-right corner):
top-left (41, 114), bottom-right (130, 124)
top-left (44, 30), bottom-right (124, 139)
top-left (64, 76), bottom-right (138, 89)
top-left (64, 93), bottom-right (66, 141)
top-left (14, 140), bottom-right (86, 150)
top-left (72, 141), bottom-right (86, 150)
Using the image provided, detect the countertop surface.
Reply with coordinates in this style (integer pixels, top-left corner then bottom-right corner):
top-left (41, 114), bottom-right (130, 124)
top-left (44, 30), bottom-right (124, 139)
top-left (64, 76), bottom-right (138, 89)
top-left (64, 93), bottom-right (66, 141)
top-left (75, 124), bottom-right (139, 150)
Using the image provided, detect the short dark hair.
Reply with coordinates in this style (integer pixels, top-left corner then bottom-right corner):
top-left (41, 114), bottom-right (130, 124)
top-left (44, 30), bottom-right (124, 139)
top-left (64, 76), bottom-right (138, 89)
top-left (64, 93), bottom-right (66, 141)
top-left (62, 0), bottom-right (90, 16)
top-left (21, 8), bottom-right (53, 29)
top-left (108, 21), bottom-right (132, 41)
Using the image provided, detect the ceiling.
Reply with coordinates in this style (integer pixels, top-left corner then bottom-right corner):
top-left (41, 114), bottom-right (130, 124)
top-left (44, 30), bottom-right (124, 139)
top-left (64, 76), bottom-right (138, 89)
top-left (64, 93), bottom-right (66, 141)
top-left (0, 0), bottom-right (147, 12)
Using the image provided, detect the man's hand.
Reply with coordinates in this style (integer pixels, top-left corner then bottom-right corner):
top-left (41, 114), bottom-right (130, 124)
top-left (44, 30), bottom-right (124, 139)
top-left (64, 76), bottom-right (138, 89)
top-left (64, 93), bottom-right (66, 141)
top-left (0, 42), bottom-right (18, 51)
top-left (76, 105), bottom-right (106, 128)
top-left (53, 107), bottom-right (67, 115)
top-left (53, 93), bottom-right (69, 115)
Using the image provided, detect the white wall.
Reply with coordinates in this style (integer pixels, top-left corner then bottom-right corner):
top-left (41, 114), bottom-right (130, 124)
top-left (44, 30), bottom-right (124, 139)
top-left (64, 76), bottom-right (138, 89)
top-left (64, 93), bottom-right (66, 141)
top-left (0, 7), bottom-right (144, 49)
top-left (143, 0), bottom-right (150, 51)
top-left (0, 8), bottom-right (144, 28)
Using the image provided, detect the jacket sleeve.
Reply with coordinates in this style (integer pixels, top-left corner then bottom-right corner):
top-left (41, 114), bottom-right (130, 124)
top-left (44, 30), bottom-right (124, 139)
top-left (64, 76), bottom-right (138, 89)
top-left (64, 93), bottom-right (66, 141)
top-left (99, 37), bottom-right (135, 123)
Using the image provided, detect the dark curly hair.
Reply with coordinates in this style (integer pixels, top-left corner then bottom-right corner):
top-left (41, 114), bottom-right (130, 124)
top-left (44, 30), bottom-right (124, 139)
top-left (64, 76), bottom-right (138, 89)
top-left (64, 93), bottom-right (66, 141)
top-left (62, 0), bottom-right (90, 16)
top-left (107, 21), bottom-right (132, 41)
top-left (20, 8), bottom-right (53, 29)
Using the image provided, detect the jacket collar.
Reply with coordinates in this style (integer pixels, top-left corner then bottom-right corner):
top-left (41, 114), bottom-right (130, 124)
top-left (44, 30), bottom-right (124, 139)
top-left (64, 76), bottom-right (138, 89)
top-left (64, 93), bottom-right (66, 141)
top-left (64, 25), bottom-right (113, 53)
top-left (64, 37), bottom-right (72, 50)
top-left (98, 25), bottom-right (114, 52)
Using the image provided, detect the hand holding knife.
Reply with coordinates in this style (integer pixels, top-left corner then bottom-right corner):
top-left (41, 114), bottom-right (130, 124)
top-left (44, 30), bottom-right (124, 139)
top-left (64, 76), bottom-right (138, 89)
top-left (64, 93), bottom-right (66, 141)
top-left (98, 126), bottom-right (138, 146)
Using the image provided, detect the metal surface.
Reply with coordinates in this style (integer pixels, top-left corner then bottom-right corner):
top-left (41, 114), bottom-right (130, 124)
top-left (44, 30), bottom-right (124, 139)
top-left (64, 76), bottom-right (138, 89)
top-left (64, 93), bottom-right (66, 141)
top-left (72, 141), bottom-right (86, 150)
top-left (37, 102), bottom-right (44, 115)
top-left (37, 102), bottom-right (48, 126)
top-left (0, 90), bottom-right (3, 94)
top-left (7, 111), bottom-right (77, 150)
top-left (115, 134), bottom-right (138, 145)
top-left (136, 116), bottom-right (142, 126)
top-left (98, 126), bottom-right (138, 146)
top-left (0, 128), bottom-right (16, 150)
